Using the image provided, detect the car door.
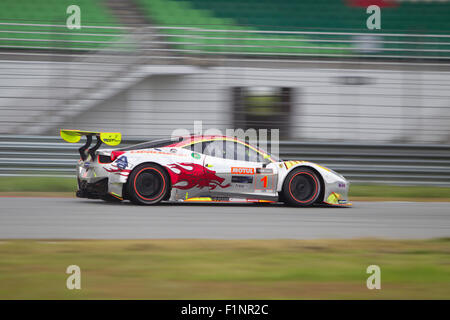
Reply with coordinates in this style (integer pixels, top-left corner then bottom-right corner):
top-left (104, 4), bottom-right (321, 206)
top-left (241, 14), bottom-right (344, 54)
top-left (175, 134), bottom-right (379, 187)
top-left (202, 139), bottom-right (275, 198)
top-left (233, 141), bottom-right (278, 198)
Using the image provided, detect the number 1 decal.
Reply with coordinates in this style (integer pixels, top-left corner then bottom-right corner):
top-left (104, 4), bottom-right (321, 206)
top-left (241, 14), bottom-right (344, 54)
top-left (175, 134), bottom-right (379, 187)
top-left (261, 176), bottom-right (268, 188)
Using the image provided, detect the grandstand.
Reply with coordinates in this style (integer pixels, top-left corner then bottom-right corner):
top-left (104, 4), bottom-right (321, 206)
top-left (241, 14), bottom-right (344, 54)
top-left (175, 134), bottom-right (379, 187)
top-left (0, 0), bottom-right (449, 143)
top-left (0, 0), bottom-right (122, 50)
top-left (171, 0), bottom-right (450, 33)
top-left (135, 0), bottom-right (450, 58)
top-left (0, 0), bottom-right (449, 57)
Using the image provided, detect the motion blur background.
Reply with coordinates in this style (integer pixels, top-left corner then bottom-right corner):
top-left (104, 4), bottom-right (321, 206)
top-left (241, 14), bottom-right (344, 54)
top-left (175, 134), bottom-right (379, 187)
top-left (1, 0), bottom-right (450, 301)
top-left (1, 0), bottom-right (450, 186)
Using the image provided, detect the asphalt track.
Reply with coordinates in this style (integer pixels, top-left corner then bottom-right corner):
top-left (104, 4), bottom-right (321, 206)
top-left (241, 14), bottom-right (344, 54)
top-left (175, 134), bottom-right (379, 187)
top-left (0, 197), bottom-right (449, 239)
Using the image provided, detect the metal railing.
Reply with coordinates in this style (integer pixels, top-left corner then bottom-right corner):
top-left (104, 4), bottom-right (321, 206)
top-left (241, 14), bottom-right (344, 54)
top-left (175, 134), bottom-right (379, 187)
top-left (1, 23), bottom-right (450, 60)
top-left (1, 135), bottom-right (449, 186)
top-left (1, 23), bottom-right (450, 142)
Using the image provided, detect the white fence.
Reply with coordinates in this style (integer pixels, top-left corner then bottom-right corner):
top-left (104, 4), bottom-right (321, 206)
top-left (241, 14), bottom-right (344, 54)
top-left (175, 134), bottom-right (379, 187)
top-left (0, 24), bottom-right (449, 144)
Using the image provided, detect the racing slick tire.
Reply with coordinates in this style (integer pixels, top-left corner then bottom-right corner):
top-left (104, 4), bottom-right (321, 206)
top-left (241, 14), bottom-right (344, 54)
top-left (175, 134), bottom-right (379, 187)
top-left (281, 167), bottom-right (321, 207)
top-left (127, 163), bottom-right (170, 205)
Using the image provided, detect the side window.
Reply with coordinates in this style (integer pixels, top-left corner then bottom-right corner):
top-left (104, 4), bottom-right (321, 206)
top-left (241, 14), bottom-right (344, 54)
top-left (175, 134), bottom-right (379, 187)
top-left (251, 148), bottom-right (266, 163)
top-left (203, 140), bottom-right (226, 158)
top-left (203, 140), bottom-right (237, 160)
top-left (183, 144), bottom-right (193, 151)
top-left (235, 143), bottom-right (266, 162)
top-left (183, 141), bottom-right (211, 154)
top-left (224, 141), bottom-right (237, 160)
top-left (199, 140), bottom-right (267, 162)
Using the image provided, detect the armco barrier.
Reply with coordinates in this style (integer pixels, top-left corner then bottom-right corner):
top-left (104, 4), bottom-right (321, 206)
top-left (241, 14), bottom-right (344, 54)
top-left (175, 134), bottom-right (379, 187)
top-left (0, 135), bottom-right (449, 186)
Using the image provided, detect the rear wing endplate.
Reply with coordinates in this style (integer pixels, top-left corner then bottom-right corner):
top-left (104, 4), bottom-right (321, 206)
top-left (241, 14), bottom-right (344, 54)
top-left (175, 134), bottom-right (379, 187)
top-left (60, 129), bottom-right (121, 161)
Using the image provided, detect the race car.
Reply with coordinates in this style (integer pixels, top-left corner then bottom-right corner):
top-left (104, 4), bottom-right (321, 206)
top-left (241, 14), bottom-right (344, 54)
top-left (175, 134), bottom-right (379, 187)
top-left (61, 129), bottom-right (351, 207)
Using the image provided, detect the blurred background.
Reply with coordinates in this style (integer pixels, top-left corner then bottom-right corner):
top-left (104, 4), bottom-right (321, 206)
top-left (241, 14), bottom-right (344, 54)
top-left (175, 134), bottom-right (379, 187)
top-left (1, 0), bottom-right (450, 187)
top-left (1, 0), bottom-right (450, 300)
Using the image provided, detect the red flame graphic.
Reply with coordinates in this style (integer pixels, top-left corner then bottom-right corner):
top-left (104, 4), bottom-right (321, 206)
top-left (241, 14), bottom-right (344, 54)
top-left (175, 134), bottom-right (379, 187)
top-left (105, 164), bottom-right (131, 177)
top-left (166, 162), bottom-right (230, 190)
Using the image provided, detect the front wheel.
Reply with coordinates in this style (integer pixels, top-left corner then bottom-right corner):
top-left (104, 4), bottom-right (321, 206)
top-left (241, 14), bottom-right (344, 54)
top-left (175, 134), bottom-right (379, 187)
top-left (127, 163), bottom-right (170, 205)
top-left (281, 168), bottom-right (321, 207)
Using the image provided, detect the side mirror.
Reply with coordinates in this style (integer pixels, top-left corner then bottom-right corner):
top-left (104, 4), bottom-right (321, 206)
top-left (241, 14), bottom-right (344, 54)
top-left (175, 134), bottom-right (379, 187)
top-left (262, 154), bottom-right (271, 167)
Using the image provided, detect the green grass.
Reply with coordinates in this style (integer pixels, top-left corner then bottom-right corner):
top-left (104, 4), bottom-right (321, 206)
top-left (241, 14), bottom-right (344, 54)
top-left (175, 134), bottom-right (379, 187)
top-left (0, 239), bottom-right (449, 299)
top-left (0, 177), bottom-right (449, 200)
top-left (350, 184), bottom-right (450, 200)
top-left (0, 177), bottom-right (77, 192)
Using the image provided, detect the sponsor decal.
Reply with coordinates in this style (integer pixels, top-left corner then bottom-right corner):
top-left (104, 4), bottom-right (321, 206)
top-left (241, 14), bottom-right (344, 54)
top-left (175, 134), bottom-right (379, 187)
top-left (231, 176), bottom-right (253, 184)
top-left (326, 192), bottom-right (341, 204)
top-left (246, 199), bottom-right (262, 203)
top-left (338, 182), bottom-right (346, 188)
top-left (130, 150), bottom-right (185, 157)
top-left (256, 168), bottom-right (273, 174)
top-left (284, 160), bottom-right (305, 170)
top-left (233, 183), bottom-right (249, 189)
top-left (184, 197), bottom-right (212, 202)
top-left (115, 156), bottom-right (128, 170)
top-left (211, 196), bottom-right (229, 201)
top-left (105, 156), bottom-right (130, 176)
top-left (83, 161), bottom-right (90, 169)
top-left (191, 152), bottom-right (201, 160)
top-left (316, 164), bottom-right (331, 172)
top-left (170, 148), bottom-right (177, 153)
top-left (166, 162), bottom-right (230, 190)
top-left (231, 167), bottom-right (255, 175)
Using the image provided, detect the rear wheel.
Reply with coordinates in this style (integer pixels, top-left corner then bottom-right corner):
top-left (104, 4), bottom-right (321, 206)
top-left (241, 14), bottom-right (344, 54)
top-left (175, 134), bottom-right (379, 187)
top-left (127, 163), bottom-right (169, 205)
top-left (282, 168), bottom-right (321, 207)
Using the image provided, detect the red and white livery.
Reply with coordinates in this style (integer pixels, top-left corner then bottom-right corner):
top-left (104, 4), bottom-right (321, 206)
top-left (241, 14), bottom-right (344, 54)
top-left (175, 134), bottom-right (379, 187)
top-left (61, 130), bottom-right (351, 207)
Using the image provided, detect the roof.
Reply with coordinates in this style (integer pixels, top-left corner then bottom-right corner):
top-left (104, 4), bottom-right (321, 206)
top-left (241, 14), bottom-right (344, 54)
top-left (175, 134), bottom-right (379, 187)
top-left (171, 135), bottom-right (242, 147)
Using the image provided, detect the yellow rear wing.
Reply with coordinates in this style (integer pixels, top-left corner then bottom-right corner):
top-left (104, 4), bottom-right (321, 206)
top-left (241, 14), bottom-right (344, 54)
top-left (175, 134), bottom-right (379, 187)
top-left (60, 129), bottom-right (121, 146)
top-left (60, 129), bottom-right (121, 160)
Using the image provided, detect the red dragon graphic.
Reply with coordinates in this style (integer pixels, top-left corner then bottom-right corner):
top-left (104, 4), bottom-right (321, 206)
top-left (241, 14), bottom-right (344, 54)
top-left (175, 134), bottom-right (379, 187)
top-left (166, 162), bottom-right (230, 190)
top-left (105, 164), bottom-right (131, 177)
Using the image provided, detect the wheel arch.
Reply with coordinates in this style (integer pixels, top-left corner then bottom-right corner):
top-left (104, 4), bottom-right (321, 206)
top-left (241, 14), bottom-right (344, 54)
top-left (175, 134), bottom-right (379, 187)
top-left (125, 161), bottom-right (172, 200)
top-left (281, 165), bottom-right (325, 203)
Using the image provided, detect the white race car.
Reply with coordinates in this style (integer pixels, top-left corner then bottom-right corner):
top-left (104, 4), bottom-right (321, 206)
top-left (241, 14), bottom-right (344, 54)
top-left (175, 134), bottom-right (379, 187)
top-left (61, 129), bottom-right (351, 207)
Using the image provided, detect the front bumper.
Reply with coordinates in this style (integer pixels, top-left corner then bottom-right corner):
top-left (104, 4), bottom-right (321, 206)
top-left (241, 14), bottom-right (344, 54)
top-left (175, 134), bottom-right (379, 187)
top-left (323, 178), bottom-right (352, 207)
top-left (324, 192), bottom-right (352, 206)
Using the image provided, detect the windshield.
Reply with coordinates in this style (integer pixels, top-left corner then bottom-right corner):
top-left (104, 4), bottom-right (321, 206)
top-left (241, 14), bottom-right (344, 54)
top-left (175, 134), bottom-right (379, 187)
top-left (258, 145), bottom-right (281, 162)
